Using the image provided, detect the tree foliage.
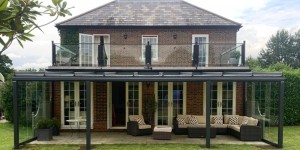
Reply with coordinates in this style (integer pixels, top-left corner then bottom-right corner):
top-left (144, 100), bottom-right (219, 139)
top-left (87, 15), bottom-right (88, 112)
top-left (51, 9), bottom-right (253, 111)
top-left (258, 29), bottom-right (300, 68)
top-left (0, 54), bottom-right (13, 79)
top-left (0, 0), bottom-right (74, 55)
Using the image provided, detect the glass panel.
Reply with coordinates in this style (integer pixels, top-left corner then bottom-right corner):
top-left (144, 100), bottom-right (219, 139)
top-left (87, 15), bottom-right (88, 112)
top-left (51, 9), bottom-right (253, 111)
top-left (157, 82), bottom-right (169, 125)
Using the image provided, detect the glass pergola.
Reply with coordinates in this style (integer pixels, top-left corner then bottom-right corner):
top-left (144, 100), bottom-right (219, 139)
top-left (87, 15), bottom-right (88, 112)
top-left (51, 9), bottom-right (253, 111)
top-left (12, 71), bottom-right (285, 149)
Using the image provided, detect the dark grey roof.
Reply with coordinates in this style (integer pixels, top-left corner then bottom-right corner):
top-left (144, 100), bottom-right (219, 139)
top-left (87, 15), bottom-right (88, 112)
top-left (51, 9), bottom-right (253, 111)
top-left (56, 0), bottom-right (241, 27)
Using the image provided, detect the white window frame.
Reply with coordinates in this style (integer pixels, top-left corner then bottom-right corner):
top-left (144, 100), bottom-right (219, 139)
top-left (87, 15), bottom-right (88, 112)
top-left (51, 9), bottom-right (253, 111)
top-left (60, 82), bottom-right (94, 129)
top-left (93, 34), bottom-right (110, 66)
top-left (79, 33), bottom-right (94, 66)
top-left (203, 82), bottom-right (236, 115)
top-left (192, 34), bottom-right (209, 66)
top-left (106, 82), bottom-right (142, 129)
top-left (154, 82), bottom-right (187, 126)
top-left (142, 35), bottom-right (158, 61)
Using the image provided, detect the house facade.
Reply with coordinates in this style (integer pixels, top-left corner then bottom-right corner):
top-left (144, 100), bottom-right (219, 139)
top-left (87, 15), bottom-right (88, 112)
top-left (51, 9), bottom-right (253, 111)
top-left (50, 0), bottom-right (246, 132)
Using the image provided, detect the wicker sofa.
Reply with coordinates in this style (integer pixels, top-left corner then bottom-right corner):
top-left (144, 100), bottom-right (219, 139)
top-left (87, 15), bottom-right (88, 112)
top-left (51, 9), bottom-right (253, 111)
top-left (127, 115), bottom-right (152, 136)
top-left (173, 115), bottom-right (262, 141)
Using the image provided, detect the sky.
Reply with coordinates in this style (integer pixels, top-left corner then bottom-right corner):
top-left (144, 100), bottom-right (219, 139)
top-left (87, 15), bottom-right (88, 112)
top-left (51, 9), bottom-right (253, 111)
top-left (2, 0), bottom-right (300, 70)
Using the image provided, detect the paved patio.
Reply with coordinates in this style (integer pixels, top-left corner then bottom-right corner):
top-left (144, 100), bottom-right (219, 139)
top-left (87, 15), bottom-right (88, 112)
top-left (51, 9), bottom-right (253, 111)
top-left (30, 132), bottom-right (267, 145)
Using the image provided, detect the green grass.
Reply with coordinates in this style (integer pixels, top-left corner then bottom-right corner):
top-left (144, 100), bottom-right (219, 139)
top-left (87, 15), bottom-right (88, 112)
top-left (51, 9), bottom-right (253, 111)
top-left (1, 123), bottom-right (300, 150)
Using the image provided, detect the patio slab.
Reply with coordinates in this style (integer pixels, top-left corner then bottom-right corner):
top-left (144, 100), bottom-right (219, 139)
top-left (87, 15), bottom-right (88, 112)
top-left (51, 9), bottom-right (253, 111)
top-left (30, 132), bottom-right (268, 145)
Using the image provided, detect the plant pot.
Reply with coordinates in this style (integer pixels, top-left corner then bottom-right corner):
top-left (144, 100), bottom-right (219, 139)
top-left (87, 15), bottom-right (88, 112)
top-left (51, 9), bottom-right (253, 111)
top-left (229, 58), bottom-right (239, 66)
top-left (52, 126), bottom-right (60, 136)
top-left (37, 128), bottom-right (53, 141)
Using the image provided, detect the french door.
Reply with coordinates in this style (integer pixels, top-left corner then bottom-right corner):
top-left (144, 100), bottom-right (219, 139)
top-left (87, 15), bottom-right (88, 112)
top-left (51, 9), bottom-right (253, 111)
top-left (61, 82), bottom-right (93, 129)
top-left (192, 34), bottom-right (209, 67)
top-left (155, 82), bottom-right (186, 126)
top-left (107, 82), bottom-right (142, 129)
top-left (79, 34), bottom-right (94, 66)
top-left (204, 82), bottom-right (236, 115)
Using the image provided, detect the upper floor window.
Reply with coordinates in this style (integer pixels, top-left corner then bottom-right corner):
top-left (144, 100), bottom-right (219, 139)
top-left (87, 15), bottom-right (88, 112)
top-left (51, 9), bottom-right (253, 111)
top-left (192, 34), bottom-right (209, 67)
top-left (142, 35), bottom-right (158, 61)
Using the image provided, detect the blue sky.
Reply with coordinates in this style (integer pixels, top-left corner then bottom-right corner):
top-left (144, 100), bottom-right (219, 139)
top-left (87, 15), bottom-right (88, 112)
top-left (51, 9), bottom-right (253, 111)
top-left (2, 0), bottom-right (300, 69)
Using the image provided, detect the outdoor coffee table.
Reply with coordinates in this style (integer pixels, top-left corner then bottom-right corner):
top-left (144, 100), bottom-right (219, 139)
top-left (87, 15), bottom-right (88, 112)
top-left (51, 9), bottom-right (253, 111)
top-left (66, 119), bottom-right (86, 137)
top-left (153, 126), bottom-right (172, 140)
top-left (187, 125), bottom-right (216, 138)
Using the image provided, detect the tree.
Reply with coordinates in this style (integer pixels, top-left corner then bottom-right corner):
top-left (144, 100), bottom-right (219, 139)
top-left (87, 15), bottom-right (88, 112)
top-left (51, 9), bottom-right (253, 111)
top-left (0, 54), bottom-right (13, 79)
top-left (0, 0), bottom-right (73, 55)
top-left (258, 29), bottom-right (300, 68)
top-left (245, 55), bottom-right (261, 70)
top-left (0, 73), bottom-right (13, 122)
top-left (0, 72), bottom-right (4, 82)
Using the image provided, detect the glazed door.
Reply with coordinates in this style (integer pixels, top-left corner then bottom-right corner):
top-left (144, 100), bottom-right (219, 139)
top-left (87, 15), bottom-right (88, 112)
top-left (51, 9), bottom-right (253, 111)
top-left (126, 82), bottom-right (142, 125)
top-left (79, 34), bottom-right (94, 66)
top-left (192, 35), bottom-right (209, 67)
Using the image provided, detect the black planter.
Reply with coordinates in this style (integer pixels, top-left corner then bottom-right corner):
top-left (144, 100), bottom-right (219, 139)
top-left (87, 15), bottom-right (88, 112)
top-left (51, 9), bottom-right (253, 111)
top-left (52, 126), bottom-right (60, 136)
top-left (37, 128), bottom-right (53, 141)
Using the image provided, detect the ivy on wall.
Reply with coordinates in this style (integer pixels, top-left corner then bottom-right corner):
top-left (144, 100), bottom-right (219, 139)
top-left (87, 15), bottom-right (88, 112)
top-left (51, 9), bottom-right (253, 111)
top-left (59, 28), bottom-right (83, 44)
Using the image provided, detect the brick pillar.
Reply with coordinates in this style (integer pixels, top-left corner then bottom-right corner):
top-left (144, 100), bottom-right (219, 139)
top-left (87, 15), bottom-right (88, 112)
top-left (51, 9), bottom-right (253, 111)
top-left (236, 82), bottom-right (244, 116)
top-left (142, 82), bottom-right (154, 124)
top-left (53, 82), bottom-right (61, 126)
top-left (186, 82), bottom-right (203, 115)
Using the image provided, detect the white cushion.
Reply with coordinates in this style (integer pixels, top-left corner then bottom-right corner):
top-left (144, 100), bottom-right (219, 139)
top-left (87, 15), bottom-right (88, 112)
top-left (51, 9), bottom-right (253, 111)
top-left (211, 124), bottom-right (228, 128)
top-left (193, 115), bottom-right (206, 124)
top-left (139, 125), bottom-right (151, 129)
top-left (239, 116), bottom-right (250, 125)
top-left (213, 116), bottom-right (223, 125)
top-left (188, 116), bottom-right (199, 125)
top-left (177, 115), bottom-right (192, 124)
top-left (229, 125), bottom-right (240, 132)
top-left (224, 115), bottom-right (239, 124)
top-left (229, 117), bottom-right (239, 125)
top-left (177, 118), bottom-right (186, 125)
top-left (247, 118), bottom-right (258, 126)
top-left (129, 115), bottom-right (143, 121)
top-left (154, 126), bottom-right (172, 132)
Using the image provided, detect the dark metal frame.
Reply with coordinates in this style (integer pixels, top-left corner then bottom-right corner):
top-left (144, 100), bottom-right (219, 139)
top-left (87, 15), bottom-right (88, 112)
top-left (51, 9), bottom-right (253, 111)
top-left (12, 71), bottom-right (285, 149)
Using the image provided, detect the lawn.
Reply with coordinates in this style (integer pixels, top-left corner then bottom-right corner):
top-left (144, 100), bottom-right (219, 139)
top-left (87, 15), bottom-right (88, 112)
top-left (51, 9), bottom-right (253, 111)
top-left (0, 123), bottom-right (300, 150)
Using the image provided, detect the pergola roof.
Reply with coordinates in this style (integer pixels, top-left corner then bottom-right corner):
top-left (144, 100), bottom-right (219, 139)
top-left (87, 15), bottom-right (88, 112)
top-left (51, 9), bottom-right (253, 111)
top-left (13, 71), bottom-right (285, 82)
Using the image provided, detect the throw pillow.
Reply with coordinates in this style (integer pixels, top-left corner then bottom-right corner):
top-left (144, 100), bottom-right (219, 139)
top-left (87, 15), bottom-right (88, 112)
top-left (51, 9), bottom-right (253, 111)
top-left (134, 118), bottom-right (146, 125)
top-left (188, 116), bottom-right (199, 125)
top-left (213, 116), bottom-right (223, 125)
top-left (177, 118), bottom-right (186, 125)
top-left (229, 117), bottom-right (239, 125)
top-left (240, 119), bottom-right (248, 127)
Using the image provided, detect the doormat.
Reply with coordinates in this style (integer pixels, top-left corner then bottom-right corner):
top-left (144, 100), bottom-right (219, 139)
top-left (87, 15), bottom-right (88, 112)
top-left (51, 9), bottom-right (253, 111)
top-left (199, 146), bottom-right (218, 149)
top-left (256, 146), bottom-right (278, 149)
top-left (78, 145), bottom-right (96, 150)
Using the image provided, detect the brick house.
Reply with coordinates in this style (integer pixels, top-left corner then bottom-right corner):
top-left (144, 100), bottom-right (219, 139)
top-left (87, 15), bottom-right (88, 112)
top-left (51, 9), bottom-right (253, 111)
top-left (50, 0), bottom-right (248, 132)
top-left (12, 0), bottom-right (285, 149)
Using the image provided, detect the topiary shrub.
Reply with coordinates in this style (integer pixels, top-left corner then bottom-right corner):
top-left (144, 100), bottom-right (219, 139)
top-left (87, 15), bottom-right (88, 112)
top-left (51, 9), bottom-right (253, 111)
top-left (230, 50), bottom-right (241, 59)
top-left (36, 119), bottom-right (52, 129)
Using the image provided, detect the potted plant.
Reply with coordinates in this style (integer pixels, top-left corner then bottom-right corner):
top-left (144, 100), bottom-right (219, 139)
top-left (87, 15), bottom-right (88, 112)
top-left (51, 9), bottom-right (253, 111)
top-left (144, 95), bottom-right (157, 126)
top-left (51, 118), bottom-right (60, 136)
top-left (36, 118), bottom-right (53, 141)
top-left (229, 50), bottom-right (241, 66)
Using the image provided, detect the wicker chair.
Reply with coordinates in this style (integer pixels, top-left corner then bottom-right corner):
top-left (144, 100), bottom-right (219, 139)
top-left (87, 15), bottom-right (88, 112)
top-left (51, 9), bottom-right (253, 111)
top-left (127, 115), bottom-right (152, 136)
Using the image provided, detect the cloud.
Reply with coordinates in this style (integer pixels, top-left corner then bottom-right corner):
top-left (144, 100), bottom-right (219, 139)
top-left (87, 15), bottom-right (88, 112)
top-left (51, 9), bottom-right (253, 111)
top-left (14, 58), bottom-right (51, 70)
top-left (6, 53), bottom-right (22, 58)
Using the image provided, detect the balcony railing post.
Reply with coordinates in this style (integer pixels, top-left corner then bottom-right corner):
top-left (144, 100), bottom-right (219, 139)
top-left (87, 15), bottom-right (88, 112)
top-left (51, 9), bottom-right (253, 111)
top-left (52, 41), bottom-right (56, 66)
top-left (193, 42), bottom-right (199, 67)
top-left (98, 43), bottom-right (104, 67)
top-left (145, 42), bottom-right (152, 69)
top-left (242, 41), bottom-right (246, 66)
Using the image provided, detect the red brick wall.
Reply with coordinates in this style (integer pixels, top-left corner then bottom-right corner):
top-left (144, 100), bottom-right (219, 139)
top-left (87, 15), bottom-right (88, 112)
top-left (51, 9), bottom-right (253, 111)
top-left (236, 82), bottom-right (244, 116)
top-left (186, 82), bottom-right (204, 115)
top-left (53, 82), bottom-right (61, 126)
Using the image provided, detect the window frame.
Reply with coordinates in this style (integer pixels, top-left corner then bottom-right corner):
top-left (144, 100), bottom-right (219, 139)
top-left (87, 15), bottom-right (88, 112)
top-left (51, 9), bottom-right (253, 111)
top-left (141, 35), bottom-right (159, 61)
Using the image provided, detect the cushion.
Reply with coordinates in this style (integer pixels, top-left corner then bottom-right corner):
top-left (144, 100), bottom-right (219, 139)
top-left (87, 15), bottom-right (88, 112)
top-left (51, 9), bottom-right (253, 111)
top-left (134, 118), bottom-right (146, 125)
top-left (154, 126), bottom-right (172, 132)
top-left (193, 115), bottom-right (206, 124)
top-left (210, 115), bottom-right (223, 124)
top-left (177, 118), bottom-right (186, 125)
top-left (238, 116), bottom-right (250, 125)
top-left (213, 116), bottom-right (223, 125)
top-left (240, 119), bottom-right (248, 127)
top-left (229, 125), bottom-right (240, 132)
top-left (188, 116), bottom-right (199, 125)
top-left (188, 124), bottom-right (206, 128)
top-left (247, 118), bottom-right (259, 126)
top-left (178, 124), bottom-right (189, 128)
top-left (138, 125), bottom-right (151, 129)
top-left (211, 124), bottom-right (228, 128)
top-left (177, 115), bottom-right (192, 124)
top-left (224, 115), bottom-right (239, 124)
top-left (229, 117), bottom-right (239, 125)
top-left (129, 115), bottom-right (143, 121)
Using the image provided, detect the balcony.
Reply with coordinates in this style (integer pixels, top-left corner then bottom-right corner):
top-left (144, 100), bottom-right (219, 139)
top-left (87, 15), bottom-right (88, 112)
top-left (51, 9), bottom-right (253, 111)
top-left (50, 42), bottom-right (247, 70)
